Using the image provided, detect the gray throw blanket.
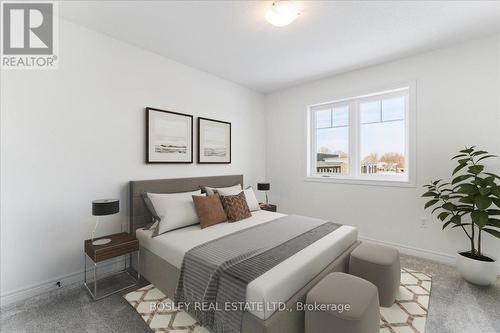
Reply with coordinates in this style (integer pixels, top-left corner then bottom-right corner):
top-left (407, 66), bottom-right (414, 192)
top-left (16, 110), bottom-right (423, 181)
top-left (174, 215), bottom-right (340, 333)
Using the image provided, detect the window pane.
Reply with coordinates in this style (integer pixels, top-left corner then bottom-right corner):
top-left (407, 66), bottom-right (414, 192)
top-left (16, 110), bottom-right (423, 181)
top-left (309, 89), bottom-right (410, 181)
top-left (382, 96), bottom-right (405, 121)
top-left (315, 109), bottom-right (331, 128)
top-left (360, 100), bottom-right (381, 124)
top-left (332, 105), bottom-right (349, 127)
top-left (360, 119), bottom-right (405, 176)
top-left (316, 127), bottom-right (349, 175)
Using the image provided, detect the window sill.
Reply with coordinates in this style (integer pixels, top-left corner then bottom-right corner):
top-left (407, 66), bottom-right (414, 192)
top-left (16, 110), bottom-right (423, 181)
top-left (304, 175), bottom-right (416, 188)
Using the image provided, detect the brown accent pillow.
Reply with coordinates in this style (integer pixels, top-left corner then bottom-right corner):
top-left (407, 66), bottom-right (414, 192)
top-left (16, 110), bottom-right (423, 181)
top-left (192, 194), bottom-right (227, 229)
top-left (220, 191), bottom-right (252, 222)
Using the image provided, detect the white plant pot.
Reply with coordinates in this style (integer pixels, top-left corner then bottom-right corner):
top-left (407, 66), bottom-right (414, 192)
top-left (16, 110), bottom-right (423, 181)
top-left (456, 251), bottom-right (499, 286)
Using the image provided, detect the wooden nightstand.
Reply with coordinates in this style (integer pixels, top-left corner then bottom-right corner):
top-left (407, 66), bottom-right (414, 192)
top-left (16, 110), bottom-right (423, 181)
top-left (259, 203), bottom-right (277, 212)
top-left (84, 232), bottom-right (140, 300)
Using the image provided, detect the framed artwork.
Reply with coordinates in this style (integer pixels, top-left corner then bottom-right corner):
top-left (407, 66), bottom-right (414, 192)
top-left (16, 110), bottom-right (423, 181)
top-left (197, 117), bottom-right (231, 164)
top-left (146, 107), bottom-right (193, 163)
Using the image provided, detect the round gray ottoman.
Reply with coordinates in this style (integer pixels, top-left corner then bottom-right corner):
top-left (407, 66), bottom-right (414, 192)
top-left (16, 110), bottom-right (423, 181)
top-left (305, 272), bottom-right (380, 333)
top-left (349, 242), bottom-right (401, 307)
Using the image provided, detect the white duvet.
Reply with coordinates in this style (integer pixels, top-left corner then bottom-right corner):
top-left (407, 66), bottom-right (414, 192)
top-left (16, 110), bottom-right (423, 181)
top-left (136, 210), bottom-right (357, 320)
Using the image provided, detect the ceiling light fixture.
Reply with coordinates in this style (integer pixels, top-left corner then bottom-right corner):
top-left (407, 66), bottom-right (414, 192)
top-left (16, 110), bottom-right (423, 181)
top-left (265, 1), bottom-right (299, 27)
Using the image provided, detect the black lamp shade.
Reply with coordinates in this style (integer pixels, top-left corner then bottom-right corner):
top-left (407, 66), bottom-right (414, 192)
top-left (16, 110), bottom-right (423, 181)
top-left (257, 183), bottom-right (270, 191)
top-left (92, 199), bottom-right (119, 216)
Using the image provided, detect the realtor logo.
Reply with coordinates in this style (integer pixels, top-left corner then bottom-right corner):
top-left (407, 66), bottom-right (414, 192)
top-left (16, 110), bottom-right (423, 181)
top-left (1, 1), bottom-right (58, 69)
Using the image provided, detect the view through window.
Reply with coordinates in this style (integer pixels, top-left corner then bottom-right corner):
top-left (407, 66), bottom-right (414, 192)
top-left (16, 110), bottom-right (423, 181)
top-left (315, 105), bottom-right (349, 174)
top-left (310, 87), bottom-right (410, 182)
top-left (360, 96), bottom-right (406, 176)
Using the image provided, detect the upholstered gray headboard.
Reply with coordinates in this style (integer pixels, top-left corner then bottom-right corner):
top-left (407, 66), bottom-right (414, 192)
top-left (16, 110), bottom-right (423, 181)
top-left (129, 174), bottom-right (243, 234)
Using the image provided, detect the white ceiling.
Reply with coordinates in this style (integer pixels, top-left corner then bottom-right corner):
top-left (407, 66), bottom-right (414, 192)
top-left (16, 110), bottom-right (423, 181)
top-left (61, 1), bottom-right (500, 93)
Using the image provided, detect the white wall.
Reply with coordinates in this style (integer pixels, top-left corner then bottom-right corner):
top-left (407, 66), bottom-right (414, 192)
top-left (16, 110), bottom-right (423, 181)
top-left (0, 20), bottom-right (266, 304)
top-left (264, 34), bottom-right (500, 263)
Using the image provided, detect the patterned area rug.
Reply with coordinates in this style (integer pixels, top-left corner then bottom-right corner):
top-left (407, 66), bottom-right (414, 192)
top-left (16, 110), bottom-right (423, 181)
top-left (380, 268), bottom-right (432, 333)
top-left (124, 268), bottom-right (432, 333)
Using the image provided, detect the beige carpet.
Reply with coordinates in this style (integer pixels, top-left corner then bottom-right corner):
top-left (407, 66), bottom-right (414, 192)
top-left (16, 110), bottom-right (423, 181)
top-left (124, 268), bottom-right (432, 333)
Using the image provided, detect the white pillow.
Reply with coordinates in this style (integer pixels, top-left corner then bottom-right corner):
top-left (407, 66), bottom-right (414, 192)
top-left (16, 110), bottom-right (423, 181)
top-left (206, 184), bottom-right (242, 196)
top-left (148, 190), bottom-right (203, 236)
top-left (218, 187), bottom-right (260, 212)
top-left (243, 188), bottom-right (260, 212)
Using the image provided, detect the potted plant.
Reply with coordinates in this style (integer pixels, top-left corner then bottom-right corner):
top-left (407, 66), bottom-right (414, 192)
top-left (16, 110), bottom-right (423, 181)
top-left (422, 146), bottom-right (499, 286)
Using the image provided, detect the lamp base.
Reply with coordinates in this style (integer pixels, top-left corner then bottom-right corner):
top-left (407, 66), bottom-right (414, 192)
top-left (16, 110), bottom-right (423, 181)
top-left (92, 238), bottom-right (111, 246)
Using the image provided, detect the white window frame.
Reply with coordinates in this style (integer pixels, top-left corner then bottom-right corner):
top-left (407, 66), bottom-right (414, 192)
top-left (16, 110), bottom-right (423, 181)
top-left (306, 82), bottom-right (416, 187)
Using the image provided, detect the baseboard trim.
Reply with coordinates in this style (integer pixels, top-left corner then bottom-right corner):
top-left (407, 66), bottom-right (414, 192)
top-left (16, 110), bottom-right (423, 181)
top-left (1, 256), bottom-right (126, 307)
top-left (359, 236), bottom-right (500, 274)
top-left (359, 236), bottom-right (458, 265)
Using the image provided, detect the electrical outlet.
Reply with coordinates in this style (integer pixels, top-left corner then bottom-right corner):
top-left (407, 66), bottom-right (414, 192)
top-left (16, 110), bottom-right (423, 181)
top-left (420, 217), bottom-right (428, 228)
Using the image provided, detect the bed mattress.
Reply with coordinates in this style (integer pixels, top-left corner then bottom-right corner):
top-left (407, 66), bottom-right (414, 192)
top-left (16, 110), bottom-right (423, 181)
top-left (136, 210), bottom-right (358, 320)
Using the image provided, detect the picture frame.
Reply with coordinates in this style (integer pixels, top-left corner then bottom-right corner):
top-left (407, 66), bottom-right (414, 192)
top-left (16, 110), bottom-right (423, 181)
top-left (197, 117), bottom-right (231, 164)
top-left (146, 107), bottom-right (193, 163)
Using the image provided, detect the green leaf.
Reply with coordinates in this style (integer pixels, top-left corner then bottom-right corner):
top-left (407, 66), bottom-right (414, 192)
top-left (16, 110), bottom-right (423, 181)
top-left (468, 165), bottom-right (484, 175)
top-left (471, 150), bottom-right (488, 156)
top-left (474, 177), bottom-right (486, 187)
top-left (442, 220), bottom-right (453, 230)
top-left (452, 174), bottom-right (474, 184)
top-left (487, 209), bottom-right (500, 215)
top-left (487, 218), bottom-right (500, 227)
top-left (476, 154), bottom-right (497, 162)
top-left (450, 215), bottom-right (461, 225)
top-left (459, 196), bottom-right (475, 204)
top-left (451, 153), bottom-right (467, 160)
top-left (455, 206), bottom-right (473, 213)
top-left (457, 184), bottom-right (478, 195)
top-left (459, 147), bottom-right (474, 154)
top-left (483, 228), bottom-right (500, 239)
top-left (485, 172), bottom-right (500, 179)
top-left (493, 197), bottom-right (500, 208)
top-left (491, 186), bottom-right (500, 197)
top-left (424, 199), bottom-right (439, 209)
top-left (484, 176), bottom-right (496, 185)
top-left (432, 205), bottom-right (442, 214)
top-left (452, 223), bottom-right (472, 229)
top-left (478, 188), bottom-right (491, 196)
top-left (471, 210), bottom-right (489, 227)
top-left (475, 195), bottom-right (492, 210)
top-left (442, 202), bottom-right (456, 211)
top-left (422, 191), bottom-right (438, 197)
top-left (432, 180), bottom-right (442, 185)
top-left (437, 212), bottom-right (450, 221)
top-left (452, 163), bottom-right (468, 175)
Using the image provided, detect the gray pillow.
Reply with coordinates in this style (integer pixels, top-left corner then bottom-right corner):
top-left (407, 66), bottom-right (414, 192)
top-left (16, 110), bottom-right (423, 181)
top-left (141, 193), bottom-right (160, 230)
top-left (204, 184), bottom-right (242, 196)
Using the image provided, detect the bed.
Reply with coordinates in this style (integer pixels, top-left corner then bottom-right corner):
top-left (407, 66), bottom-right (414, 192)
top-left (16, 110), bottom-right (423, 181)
top-left (130, 175), bottom-right (361, 333)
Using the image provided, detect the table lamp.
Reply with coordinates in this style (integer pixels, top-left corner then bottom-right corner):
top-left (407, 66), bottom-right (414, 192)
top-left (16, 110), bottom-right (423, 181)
top-left (257, 183), bottom-right (270, 204)
top-left (91, 199), bottom-right (119, 245)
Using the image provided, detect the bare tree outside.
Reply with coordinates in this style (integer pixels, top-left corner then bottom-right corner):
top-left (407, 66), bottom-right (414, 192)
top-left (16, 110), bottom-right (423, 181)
top-left (361, 152), bottom-right (405, 174)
